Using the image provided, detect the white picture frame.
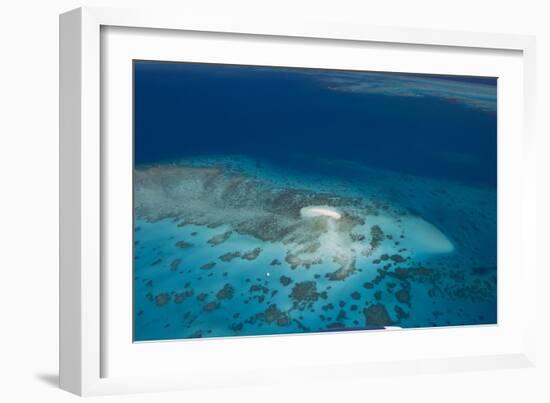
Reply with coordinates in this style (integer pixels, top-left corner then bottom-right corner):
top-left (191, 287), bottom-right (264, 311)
top-left (59, 6), bottom-right (537, 396)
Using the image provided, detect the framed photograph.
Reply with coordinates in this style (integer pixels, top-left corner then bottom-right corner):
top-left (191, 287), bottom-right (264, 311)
top-left (60, 7), bottom-right (537, 396)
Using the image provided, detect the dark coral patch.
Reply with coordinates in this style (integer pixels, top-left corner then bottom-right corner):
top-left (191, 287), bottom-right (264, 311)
top-left (364, 304), bottom-right (392, 326)
top-left (369, 225), bottom-right (384, 249)
top-left (207, 231), bottom-right (232, 246)
top-left (216, 283), bottom-right (235, 300)
top-left (249, 284), bottom-right (269, 294)
top-left (337, 309), bottom-right (347, 321)
top-left (174, 290), bottom-right (193, 304)
top-left (189, 330), bottom-right (203, 338)
top-left (154, 293), bottom-right (170, 306)
top-left (219, 251), bottom-right (241, 262)
top-left (290, 281), bottom-right (320, 302)
top-left (395, 288), bottom-right (410, 305)
top-left (175, 240), bottom-right (193, 249)
top-left (259, 304), bottom-right (290, 327)
top-left (230, 322), bottom-right (243, 331)
top-left (390, 254), bottom-right (406, 263)
top-left (242, 247), bottom-right (262, 261)
top-left (394, 305), bottom-right (409, 320)
top-left (280, 275), bottom-right (293, 286)
top-left (200, 261), bottom-right (216, 270)
top-left (203, 301), bottom-right (220, 312)
top-left (170, 258), bottom-right (182, 271)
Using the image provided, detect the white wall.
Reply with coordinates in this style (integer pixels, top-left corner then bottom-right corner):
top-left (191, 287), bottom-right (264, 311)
top-left (0, 0), bottom-right (548, 401)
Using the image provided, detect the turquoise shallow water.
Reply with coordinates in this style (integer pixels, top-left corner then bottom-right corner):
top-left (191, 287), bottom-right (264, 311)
top-left (133, 156), bottom-right (496, 341)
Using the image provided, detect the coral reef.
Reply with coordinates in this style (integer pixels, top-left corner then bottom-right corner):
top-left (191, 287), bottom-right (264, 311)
top-left (280, 275), bottom-right (293, 286)
top-left (200, 262), bottom-right (216, 270)
top-left (134, 164), bottom-right (380, 277)
top-left (241, 247), bottom-right (262, 261)
top-left (364, 304), bottom-right (392, 326)
top-left (203, 301), bottom-right (220, 312)
top-left (175, 240), bottom-right (193, 249)
top-left (216, 283), bottom-right (235, 300)
top-left (207, 231), bottom-right (233, 246)
top-left (219, 251), bottom-right (241, 262)
top-left (133, 162), bottom-right (495, 341)
top-left (170, 258), bottom-right (182, 271)
top-left (154, 293), bottom-right (170, 306)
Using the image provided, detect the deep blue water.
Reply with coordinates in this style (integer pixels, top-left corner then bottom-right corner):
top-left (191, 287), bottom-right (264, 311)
top-left (134, 62), bottom-right (497, 187)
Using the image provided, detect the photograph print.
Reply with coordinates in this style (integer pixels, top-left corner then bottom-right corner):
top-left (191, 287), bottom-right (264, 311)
top-left (133, 61), bottom-right (497, 341)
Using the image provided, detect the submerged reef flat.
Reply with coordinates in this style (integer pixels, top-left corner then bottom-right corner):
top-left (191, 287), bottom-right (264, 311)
top-left (135, 165), bottom-right (369, 277)
top-left (133, 159), bottom-right (497, 341)
top-left (134, 164), bottom-right (366, 243)
top-left (317, 71), bottom-right (497, 112)
top-left (134, 164), bottom-right (452, 275)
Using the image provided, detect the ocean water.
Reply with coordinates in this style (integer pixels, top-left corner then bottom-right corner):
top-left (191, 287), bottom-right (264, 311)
top-left (133, 61), bottom-right (497, 341)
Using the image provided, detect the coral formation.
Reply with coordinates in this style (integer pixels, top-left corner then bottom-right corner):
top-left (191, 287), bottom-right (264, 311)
top-left (364, 304), bottom-right (392, 326)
